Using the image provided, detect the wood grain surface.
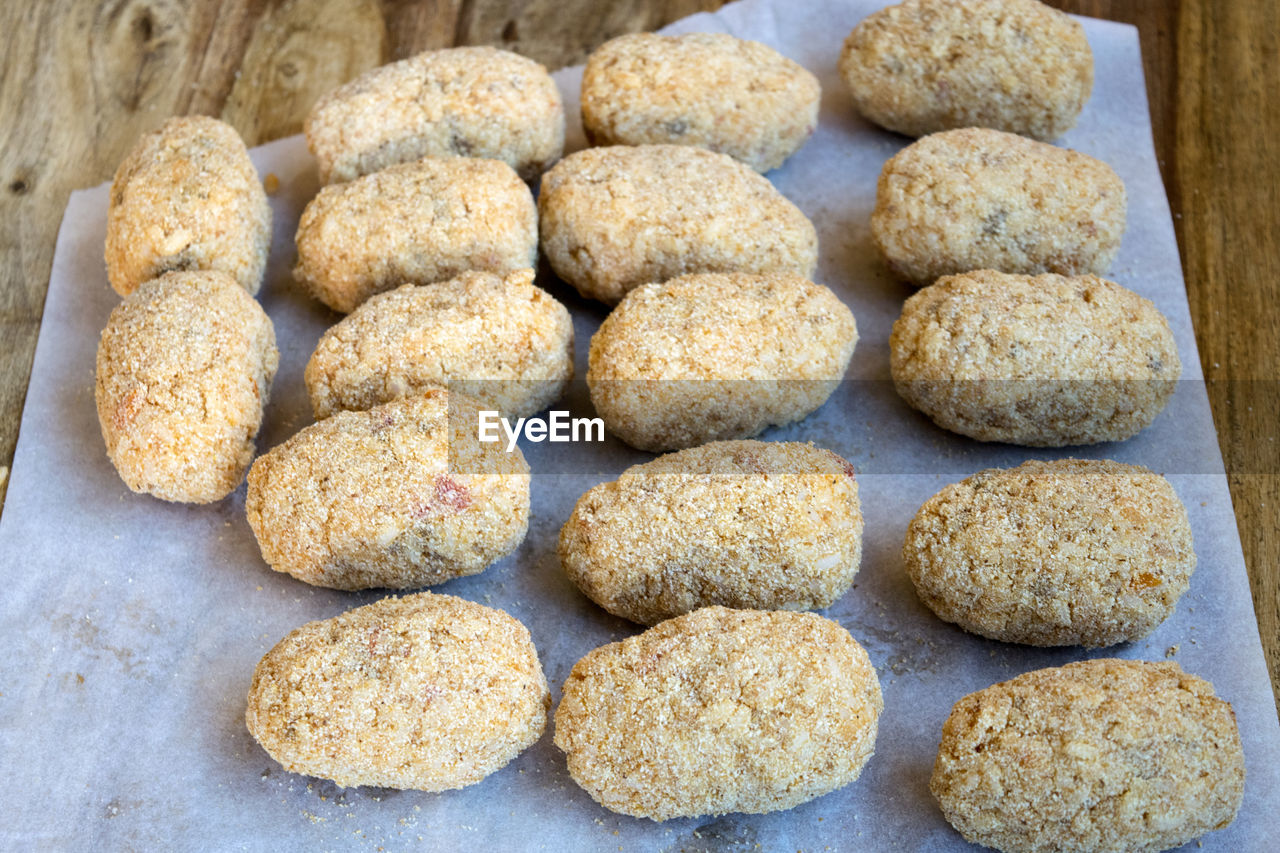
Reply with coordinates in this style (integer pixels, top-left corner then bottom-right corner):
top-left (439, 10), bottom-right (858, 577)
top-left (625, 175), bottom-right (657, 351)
top-left (1, 0), bottom-right (1276, 706)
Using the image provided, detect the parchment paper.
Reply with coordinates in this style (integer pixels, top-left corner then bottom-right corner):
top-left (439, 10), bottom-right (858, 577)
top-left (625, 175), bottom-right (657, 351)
top-left (2, 0), bottom-right (1278, 849)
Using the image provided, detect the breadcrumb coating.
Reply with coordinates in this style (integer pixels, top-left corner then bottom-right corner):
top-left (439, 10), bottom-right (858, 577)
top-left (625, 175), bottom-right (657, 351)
top-left (105, 116), bottom-right (271, 296)
top-left (890, 270), bottom-right (1180, 445)
top-left (904, 459), bottom-right (1195, 647)
top-left (245, 390), bottom-right (529, 591)
top-left (538, 145), bottom-right (816, 304)
top-left (95, 271), bottom-right (278, 503)
top-left (306, 46), bottom-right (564, 184)
top-left (932, 659), bottom-right (1245, 853)
top-left (246, 592), bottom-right (549, 791)
top-left (559, 440), bottom-right (862, 624)
top-left (839, 0), bottom-right (1092, 140)
top-left (294, 156), bottom-right (537, 313)
top-left (872, 128), bottom-right (1125, 285)
top-left (305, 269), bottom-right (573, 420)
top-left (581, 32), bottom-right (819, 172)
top-left (587, 272), bottom-right (856, 452)
top-left (554, 607), bottom-right (882, 820)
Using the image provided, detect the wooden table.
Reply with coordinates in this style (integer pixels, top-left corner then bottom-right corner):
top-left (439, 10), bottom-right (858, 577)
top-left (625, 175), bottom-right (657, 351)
top-left (2, 0), bottom-right (1276, 706)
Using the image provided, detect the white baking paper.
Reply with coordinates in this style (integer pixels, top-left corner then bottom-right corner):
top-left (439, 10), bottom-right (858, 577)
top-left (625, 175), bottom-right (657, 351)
top-left (2, 0), bottom-right (1277, 849)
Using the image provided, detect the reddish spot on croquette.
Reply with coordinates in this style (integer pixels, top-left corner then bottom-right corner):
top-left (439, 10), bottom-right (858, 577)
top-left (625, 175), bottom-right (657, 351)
top-left (434, 475), bottom-right (472, 512)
